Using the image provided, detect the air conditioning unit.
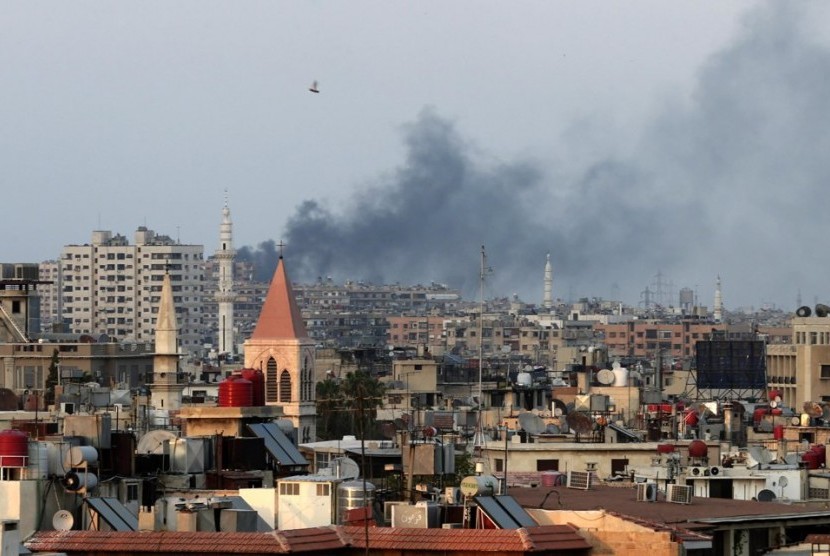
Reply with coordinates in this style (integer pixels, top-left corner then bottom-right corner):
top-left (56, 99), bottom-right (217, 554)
top-left (566, 470), bottom-right (591, 490)
top-left (709, 466), bottom-right (721, 477)
top-left (689, 466), bottom-right (710, 477)
top-left (667, 484), bottom-right (693, 504)
top-left (636, 482), bottom-right (658, 502)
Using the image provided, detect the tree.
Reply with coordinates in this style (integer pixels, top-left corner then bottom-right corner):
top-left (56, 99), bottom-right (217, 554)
top-left (315, 378), bottom-right (344, 440)
top-left (342, 371), bottom-right (385, 439)
top-left (315, 371), bottom-right (385, 441)
top-left (44, 349), bottom-right (60, 406)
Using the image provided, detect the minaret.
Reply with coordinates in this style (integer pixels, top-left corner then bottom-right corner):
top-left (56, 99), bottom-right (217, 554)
top-left (244, 249), bottom-right (317, 442)
top-left (151, 271), bottom-right (184, 410)
top-left (543, 253), bottom-right (553, 310)
top-left (714, 275), bottom-right (723, 323)
top-left (215, 196), bottom-right (236, 354)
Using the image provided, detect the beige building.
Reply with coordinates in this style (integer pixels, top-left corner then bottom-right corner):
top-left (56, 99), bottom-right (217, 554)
top-left (57, 228), bottom-right (205, 354)
top-left (766, 316), bottom-right (830, 410)
top-left (244, 256), bottom-right (317, 442)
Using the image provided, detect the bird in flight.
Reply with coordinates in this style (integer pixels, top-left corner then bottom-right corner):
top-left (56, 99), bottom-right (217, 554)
top-left (309, 80), bottom-right (319, 93)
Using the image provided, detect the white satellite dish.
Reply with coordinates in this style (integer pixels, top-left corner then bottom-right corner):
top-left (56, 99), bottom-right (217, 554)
top-left (779, 476), bottom-right (789, 488)
top-left (333, 457), bottom-right (360, 481)
top-left (53, 510), bottom-right (74, 531)
top-left (596, 369), bottom-right (615, 386)
top-left (770, 400), bottom-right (779, 409)
top-left (136, 429), bottom-right (177, 455)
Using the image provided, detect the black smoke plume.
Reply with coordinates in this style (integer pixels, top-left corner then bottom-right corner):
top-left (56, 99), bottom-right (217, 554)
top-left (241, 4), bottom-right (830, 308)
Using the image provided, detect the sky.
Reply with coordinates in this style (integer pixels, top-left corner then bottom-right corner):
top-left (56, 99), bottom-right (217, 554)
top-left (2, 1), bottom-right (830, 310)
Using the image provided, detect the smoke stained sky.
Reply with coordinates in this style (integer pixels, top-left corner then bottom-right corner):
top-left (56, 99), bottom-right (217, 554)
top-left (3, 2), bottom-right (830, 308)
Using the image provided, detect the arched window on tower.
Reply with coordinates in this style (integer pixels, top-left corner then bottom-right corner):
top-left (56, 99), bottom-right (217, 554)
top-left (266, 358), bottom-right (278, 403)
top-left (279, 370), bottom-right (292, 403)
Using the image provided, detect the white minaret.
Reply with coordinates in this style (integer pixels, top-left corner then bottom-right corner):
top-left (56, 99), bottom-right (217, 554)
top-left (543, 253), bottom-right (553, 310)
top-left (215, 196), bottom-right (236, 354)
top-left (714, 275), bottom-right (723, 323)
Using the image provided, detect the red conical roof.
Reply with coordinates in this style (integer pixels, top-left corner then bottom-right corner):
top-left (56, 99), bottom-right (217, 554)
top-left (250, 257), bottom-right (308, 340)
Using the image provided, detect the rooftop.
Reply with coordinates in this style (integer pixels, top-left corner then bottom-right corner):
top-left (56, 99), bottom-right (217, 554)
top-left (25, 524), bottom-right (591, 554)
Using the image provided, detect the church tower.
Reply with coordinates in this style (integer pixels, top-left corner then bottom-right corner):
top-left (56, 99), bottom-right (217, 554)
top-left (215, 197), bottom-right (236, 355)
top-left (243, 254), bottom-right (316, 442)
top-left (543, 253), bottom-right (553, 310)
top-left (150, 271), bottom-right (184, 410)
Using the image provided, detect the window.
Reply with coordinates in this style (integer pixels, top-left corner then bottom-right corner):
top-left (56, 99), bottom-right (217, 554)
top-left (266, 358), bottom-right (278, 402)
top-left (494, 458), bottom-right (503, 472)
top-left (126, 483), bottom-right (139, 501)
top-left (537, 459), bottom-right (559, 471)
top-left (279, 483), bottom-right (300, 496)
top-left (821, 365), bottom-right (830, 380)
top-left (316, 484), bottom-right (330, 496)
top-left (280, 370), bottom-right (292, 402)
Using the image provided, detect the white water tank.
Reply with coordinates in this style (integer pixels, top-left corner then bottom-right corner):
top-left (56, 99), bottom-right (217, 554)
top-left (611, 361), bottom-right (629, 387)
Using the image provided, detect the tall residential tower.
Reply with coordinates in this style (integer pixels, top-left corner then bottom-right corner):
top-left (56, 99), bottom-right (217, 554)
top-left (215, 199), bottom-right (236, 354)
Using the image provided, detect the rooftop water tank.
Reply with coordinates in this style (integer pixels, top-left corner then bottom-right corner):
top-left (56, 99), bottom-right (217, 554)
top-left (218, 375), bottom-right (253, 408)
top-left (688, 439), bottom-right (708, 459)
top-left (337, 480), bottom-right (375, 525)
top-left (0, 429), bottom-right (29, 468)
top-left (240, 369), bottom-right (265, 406)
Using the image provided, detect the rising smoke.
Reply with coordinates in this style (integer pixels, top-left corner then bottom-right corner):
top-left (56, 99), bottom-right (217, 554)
top-left (239, 4), bottom-right (830, 308)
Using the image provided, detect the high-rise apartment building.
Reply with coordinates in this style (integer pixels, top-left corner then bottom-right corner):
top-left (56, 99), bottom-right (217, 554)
top-left (58, 228), bottom-right (205, 354)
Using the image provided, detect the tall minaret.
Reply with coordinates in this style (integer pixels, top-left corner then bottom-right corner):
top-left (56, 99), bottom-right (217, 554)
top-left (714, 275), bottom-right (723, 323)
top-left (543, 253), bottom-right (553, 310)
top-left (151, 271), bottom-right (184, 410)
top-left (215, 196), bottom-right (236, 354)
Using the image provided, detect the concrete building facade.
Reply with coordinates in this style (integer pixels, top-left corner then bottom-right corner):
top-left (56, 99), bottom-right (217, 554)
top-left (57, 228), bottom-right (205, 355)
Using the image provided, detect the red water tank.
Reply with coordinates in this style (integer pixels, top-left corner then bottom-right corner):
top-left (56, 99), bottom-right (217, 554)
top-left (812, 445), bottom-right (826, 468)
top-left (218, 376), bottom-right (253, 407)
top-left (240, 368), bottom-right (265, 406)
top-left (802, 450), bottom-right (820, 470)
top-left (773, 425), bottom-right (785, 440)
top-left (0, 429), bottom-right (29, 467)
top-left (753, 408), bottom-right (769, 426)
top-left (684, 410), bottom-right (699, 426)
top-left (657, 443), bottom-right (676, 454)
top-left (768, 389), bottom-right (782, 401)
top-left (688, 439), bottom-right (708, 459)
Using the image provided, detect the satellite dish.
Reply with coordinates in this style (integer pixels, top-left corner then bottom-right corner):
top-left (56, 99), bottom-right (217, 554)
top-left (566, 412), bottom-right (594, 435)
top-left (551, 399), bottom-right (568, 417)
top-left (545, 423), bottom-right (561, 434)
top-left (276, 419), bottom-right (295, 435)
top-left (596, 369), bottom-right (615, 386)
top-left (757, 489), bottom-right (776, 502)
top-left (779, 476), bottom-right (789, 488)
top-left (770, 400), bottom-right (779, 409)
top-left (53, 510), bottom-right (74, 531)
top-left (136, 429), bottom-right (177, 455)
top-left (804, 401), bottom-right (823, 418)
top-left (518, 413), bottom-right (545, 435)
top-left (332, 457), bottom-right (360, 480)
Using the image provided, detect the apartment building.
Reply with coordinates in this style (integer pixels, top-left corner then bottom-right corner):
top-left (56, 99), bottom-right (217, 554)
top-left (58, 228), bottom-right (205, 355)
top-left (767, 316), bottom-right (830, 410)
